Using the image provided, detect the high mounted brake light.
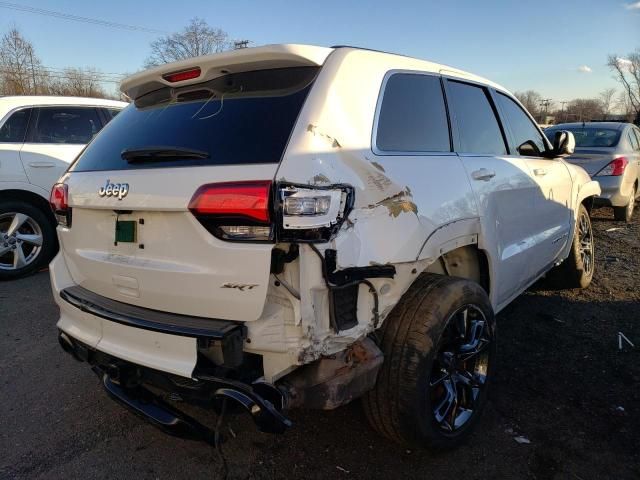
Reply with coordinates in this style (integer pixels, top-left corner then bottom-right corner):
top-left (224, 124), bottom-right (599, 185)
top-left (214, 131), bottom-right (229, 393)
top-left (162, 67), bottom-right (201, 83)
top-left (595, 156), bottom-right (628, 177)
top-left (50, 183), bottom-right (71, 227)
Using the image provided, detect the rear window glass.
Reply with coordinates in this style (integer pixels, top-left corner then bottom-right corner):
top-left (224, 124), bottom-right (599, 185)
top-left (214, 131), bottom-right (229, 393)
top-left (544, 127), bottom-right (621, 148)
top-left (376, 73), bottom-right (450, 152)
top-left (0, 108), bottom-right (31, 143)
top-left (70, 67), bottom-right (318, 172)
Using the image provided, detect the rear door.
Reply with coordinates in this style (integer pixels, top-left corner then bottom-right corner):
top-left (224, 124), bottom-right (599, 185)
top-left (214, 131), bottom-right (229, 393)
top-left (20, 106), bottom-right (102, 191)
top-left (58, 67), bottom-right (318, 321)
top-left (0, 108), bottom-right (31, 183)
top-left (493, 91), bottom-right (572, 278)
top-left (445, 79), bottom-right (537, 306)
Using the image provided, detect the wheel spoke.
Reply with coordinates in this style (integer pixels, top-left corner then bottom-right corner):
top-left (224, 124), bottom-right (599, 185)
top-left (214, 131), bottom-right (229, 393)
top-left (6, 213), bottom-right (28, 236)
top-left (12, 245), bottom-right (27, 269)
top-left (15, 233), bottom-right (43, 246)
top-left (454, 369), bottom-right (484, 388)
top-left (0, 244), bottom-right (11, 257)
top-left (430, 370), bottom-right (450, 388)
top-left (433, 378), bottom-right (457, 427)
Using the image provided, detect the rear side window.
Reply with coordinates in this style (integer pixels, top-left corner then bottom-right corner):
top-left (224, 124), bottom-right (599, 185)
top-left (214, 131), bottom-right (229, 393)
top-left (71, 67), bottom-right (318, 172)
top-left (0, 108), bottom-right (31, 143)
top-left (104, 108), bottom-right (122, 120)
top-left (375, 73), bottom-right (450, 152)
top-left (495, 93), bottom-right (547, 156)
top-left (29, 107), bottom-right (101, 144)
top-left (446, 81), bottom-right (506, 155)
top-left (628, 128), bottom-right (640, 151)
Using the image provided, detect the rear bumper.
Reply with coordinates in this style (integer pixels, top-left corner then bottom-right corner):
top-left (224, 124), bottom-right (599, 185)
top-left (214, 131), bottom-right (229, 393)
top-left (592, 175), bottom-right (631, 207)
top-left (58, 330), bottom-right (293, 436)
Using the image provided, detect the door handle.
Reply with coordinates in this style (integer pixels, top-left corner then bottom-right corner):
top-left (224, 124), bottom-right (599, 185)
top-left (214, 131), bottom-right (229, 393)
top-left (28, 161), bottom-right (56, 168)
top-left (471, 168), bottom-right (496, 181)
top-left (533, 168), bottom-right (547, 176)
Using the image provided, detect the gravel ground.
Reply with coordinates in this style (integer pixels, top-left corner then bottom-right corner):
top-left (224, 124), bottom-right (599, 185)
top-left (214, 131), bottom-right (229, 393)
top-left (1, 206), bottom-right (638, 480)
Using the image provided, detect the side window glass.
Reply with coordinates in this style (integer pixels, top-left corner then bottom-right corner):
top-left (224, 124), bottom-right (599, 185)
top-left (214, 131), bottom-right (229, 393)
top-left (495, 93), bottom-right (547, 157)
top-left (376, 73), bottom-right (450, 153)
top-left (105, 108), bottom-right (122, 123)
top-left (31, 107), bottom-right (101, 144)
top-left (630, 129), bottom-right (640, 151)
top-left (0, 108), bottom-right (31, 143)
top-left (446, 81), bottom-right (506, 155)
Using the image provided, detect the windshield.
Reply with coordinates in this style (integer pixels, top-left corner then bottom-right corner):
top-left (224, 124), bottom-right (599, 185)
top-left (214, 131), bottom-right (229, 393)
top-left (545, 127), bottom-right (621, 148)
top-left (70, 66), bottom-right (318, 172)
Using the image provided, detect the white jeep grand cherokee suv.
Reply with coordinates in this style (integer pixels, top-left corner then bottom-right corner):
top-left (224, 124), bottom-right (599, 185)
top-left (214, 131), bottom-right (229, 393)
top-left (0, 96), bottom-right (127, 279)
top-left (50, 45), bottom-right (600, 448)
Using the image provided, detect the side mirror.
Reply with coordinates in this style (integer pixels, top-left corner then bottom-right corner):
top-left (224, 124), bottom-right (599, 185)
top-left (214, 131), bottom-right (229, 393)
top-left (552, 130), bottom-right (575, 156)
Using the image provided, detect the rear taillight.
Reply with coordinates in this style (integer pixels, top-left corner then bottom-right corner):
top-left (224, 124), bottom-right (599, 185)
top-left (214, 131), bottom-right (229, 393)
top-left (49, 183), bottom-right (71, 227)
top-left (189, 181), bottom-right (272, 241)
top-left (595, 156), bottom-right (628, 177)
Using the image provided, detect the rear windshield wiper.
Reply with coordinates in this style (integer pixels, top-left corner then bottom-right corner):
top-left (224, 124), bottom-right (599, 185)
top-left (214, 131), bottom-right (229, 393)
top-left (121, 146), bottom-right (210, 163)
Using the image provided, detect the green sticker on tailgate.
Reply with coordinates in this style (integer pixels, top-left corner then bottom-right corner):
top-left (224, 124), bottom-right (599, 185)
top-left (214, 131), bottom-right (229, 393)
top-left (115, 220), bottom-right (137, 243)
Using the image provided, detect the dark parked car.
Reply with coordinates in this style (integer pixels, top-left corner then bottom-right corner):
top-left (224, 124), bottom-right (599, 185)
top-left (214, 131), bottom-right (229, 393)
top-left (545, 122), bottom-right (640, 222)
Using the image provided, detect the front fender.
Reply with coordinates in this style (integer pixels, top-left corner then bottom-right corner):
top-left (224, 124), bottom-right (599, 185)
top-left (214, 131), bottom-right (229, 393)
top-left (577, 179), bottom-right (601, 205)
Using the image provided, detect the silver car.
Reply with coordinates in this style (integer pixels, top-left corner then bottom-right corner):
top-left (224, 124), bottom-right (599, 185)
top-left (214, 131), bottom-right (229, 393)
top-left (545, 122), bottom-right (640, 222)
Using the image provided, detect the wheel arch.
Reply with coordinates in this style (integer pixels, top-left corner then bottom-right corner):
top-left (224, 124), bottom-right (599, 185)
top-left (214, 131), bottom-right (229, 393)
top-left (0, 188), bottom-right (56, 225)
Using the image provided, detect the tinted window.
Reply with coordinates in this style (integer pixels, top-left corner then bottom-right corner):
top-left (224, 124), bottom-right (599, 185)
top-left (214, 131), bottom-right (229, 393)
top-left (376, 73), bottom-right (450, 152)
top-left (0, 108), bottom-right (31, 143)
top-left (71, 67), bottom-right (318, 172)
top-left (496, 93), bottom-right (547, 156)
top-left (544, 127), bottom-right (621, 148)
top-left (628, 128), bottom-right (640, 151)
top-left (447, 81), bottom-right (506, 155)
top-left (105, 108), bottom-right (122, 119)
top-left (31, 107), bottom-right (101, 144)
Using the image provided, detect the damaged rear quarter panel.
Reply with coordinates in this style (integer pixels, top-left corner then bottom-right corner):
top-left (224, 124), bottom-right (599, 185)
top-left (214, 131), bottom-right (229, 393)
top-left (269, 49), bottom-right (481, 367)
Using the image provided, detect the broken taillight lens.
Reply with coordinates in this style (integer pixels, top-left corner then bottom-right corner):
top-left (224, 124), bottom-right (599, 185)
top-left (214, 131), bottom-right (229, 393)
top-left (49, 183), bottom-right (71, 227)
top-left (595, 156), bottom-right (628, 177)
top-left (189, 181), bottom-right (273, 241)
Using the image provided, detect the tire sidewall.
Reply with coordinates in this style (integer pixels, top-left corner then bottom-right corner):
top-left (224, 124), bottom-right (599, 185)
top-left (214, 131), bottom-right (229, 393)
top-left (408, 281), bottom-right (497, 448)
top-left (572, 205), bottom-right (594, 288)
top-left (0, 200), bottom-right (57, 280)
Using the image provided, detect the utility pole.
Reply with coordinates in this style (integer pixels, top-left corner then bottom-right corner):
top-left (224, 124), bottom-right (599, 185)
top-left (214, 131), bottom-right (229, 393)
top-left (539, 98), bottom-right (552, 124)
top-left (28, 46), bottom-right (37, 95)
top-left (559, 101), bottom-right (567, 123)
top-left (233, 40), bottom-right (250, 49)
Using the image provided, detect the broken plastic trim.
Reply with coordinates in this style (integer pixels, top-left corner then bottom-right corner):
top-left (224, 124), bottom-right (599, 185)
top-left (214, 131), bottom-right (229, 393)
top-left (309, 245), bottom-right (395, 331)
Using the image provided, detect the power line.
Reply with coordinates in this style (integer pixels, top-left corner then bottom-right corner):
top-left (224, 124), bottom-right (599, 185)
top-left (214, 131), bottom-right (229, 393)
top-left (0, 2), bottom-right (167, 34)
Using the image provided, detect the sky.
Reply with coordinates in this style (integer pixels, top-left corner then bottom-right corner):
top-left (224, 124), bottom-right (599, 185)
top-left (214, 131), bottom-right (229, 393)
top-left (0, 0), bottom-right (638, 102)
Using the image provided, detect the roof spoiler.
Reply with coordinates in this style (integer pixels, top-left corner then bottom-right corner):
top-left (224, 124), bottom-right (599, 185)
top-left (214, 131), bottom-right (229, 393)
top-left (121, 44), bottom-right (333, 100)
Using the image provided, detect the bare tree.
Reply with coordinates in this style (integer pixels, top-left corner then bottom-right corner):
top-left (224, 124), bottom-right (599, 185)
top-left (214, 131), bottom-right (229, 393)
top-left (514, 90), bottom-right (543, 120)
top-left (145, 18), bottom-right (231, 67)
top-left (0, 28), bottom-right (41, 95)
top-left (563, 98), bottom-right (604, 122)
top-left (45, 67), bottom-right (107, 98)
top-left (607, 50), bottom-right (640, 118)
top-left (599, 88), bottom-right (616, 119)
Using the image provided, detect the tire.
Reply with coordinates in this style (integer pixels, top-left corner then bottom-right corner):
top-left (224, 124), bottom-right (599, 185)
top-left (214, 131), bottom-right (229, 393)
top-left (545, 204), bottom-right (594, 289)
top-left (613, 185), bottom-right (636, 222)
top-left (363, 273), bottom-right (496, 448)
top-left (0, 200), bottom-right (57, 280)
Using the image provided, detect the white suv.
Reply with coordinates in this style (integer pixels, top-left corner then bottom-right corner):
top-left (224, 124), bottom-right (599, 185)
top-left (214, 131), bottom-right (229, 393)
top-left (0, 96), bottom-right (127, 279)
top-left (50, 45), bottom-right (600, 448)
